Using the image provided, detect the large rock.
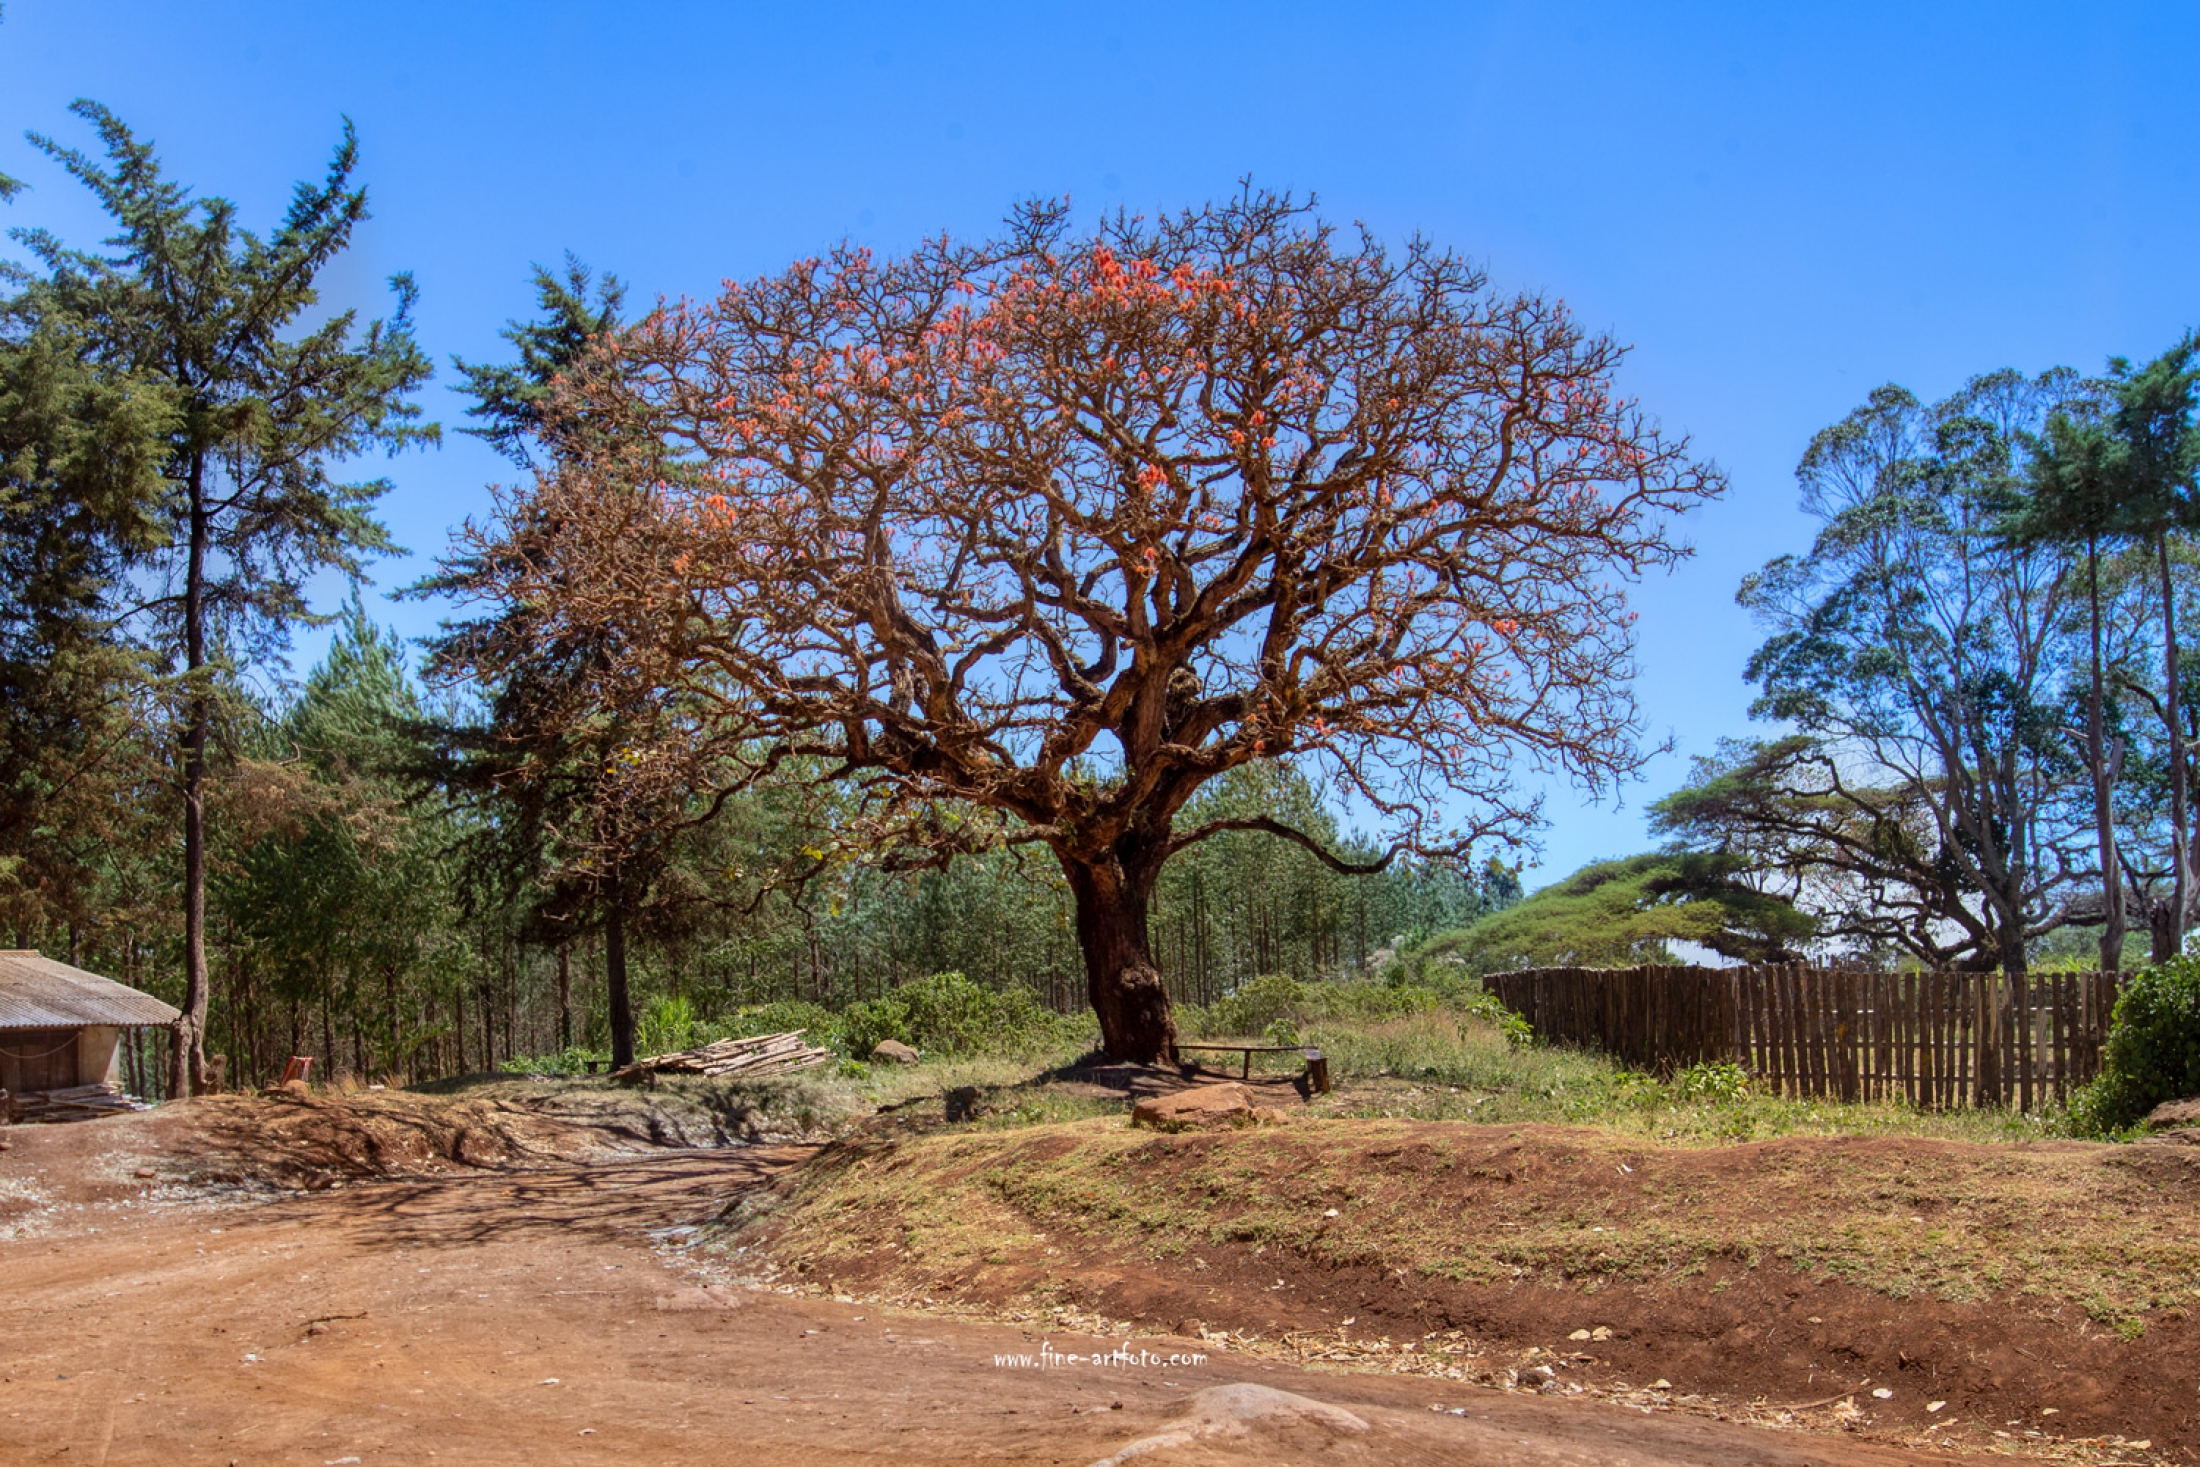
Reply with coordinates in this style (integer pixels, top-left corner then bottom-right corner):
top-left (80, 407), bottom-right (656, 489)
top-left (2143, 1096), bottom-right (2200, 1130)
top-left (870, 1039), bottom-right (920, 1065)
top-left (1131, 1082), bottom-right (1271, 1130)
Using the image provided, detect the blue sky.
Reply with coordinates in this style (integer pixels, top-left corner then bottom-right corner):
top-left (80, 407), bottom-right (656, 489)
top-left (3, 1), bottom-right (2194, 886)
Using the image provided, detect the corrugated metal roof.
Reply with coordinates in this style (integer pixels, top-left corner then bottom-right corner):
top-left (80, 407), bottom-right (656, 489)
top-left (0, 951), bottom-right (180, 1030)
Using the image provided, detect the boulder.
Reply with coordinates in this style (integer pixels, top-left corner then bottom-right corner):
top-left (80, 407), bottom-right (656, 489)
top-left (1131, 1082), bottom-right (1269, 1130)
top-left (870, 1039), bottom-right (920, 1065)
top-left (2143, 1096), bottom-right (2200, 1130)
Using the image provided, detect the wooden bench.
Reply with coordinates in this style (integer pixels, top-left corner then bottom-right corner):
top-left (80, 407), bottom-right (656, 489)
top-left (1176, 1043), bottom-right (1331, 1091)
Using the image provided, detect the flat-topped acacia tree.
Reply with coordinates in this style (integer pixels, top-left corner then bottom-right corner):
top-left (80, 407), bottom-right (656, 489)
top-left (457, 193), bottom-right (1722, 1062)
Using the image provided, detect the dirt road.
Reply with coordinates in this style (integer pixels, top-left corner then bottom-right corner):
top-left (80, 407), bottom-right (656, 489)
top-left (0, 1133), bottom-right (1979, 1467)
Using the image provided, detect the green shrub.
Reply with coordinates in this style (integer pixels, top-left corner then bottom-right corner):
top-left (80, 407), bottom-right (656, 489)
top-left (721, 1000), bottom-right (842, 1045)
top-left (637, 994), bottom-right (698, 1055)
top-left (1205, 974), bottom-right (1306, 1036)
top-left (1181, 972), bottom-right (1524, 1045)
top-left (497, 1045), bottom-right (606, 1076)
top-left (1453, 988), bottom-right (1533, 1049)
top-left (1670, 1059), bottom-right (1752, 1104)
top-left (2075, 956), bottom-right (2200, 1132)
top-left (839, 994), bottom-right (914, 1057)
top-left (839, 971), bottom-right (1087, 1059)
top-left (1309, 981), bottom-right (1445, 1023)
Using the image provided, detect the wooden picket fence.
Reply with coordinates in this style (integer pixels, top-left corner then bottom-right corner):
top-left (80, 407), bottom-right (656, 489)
top-left (1481, 963), bottom-right (2122, 1110)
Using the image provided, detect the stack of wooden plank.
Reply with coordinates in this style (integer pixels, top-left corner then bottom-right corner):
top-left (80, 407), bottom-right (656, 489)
top-left (10, 1081), bottom-right (153, 1123)
top-left (614, 1030), bottom-right (832, 1081)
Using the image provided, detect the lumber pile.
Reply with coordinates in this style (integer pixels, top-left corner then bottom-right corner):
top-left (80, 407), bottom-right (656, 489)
top-left (614, 1030), bottom-right (832, 1081)
top-left (10, 1081), bottom-right (154, 1124)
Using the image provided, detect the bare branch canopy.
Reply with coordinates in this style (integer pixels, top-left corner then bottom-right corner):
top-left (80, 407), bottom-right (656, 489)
top-left (447, 190), bottom-right (1724, 1060)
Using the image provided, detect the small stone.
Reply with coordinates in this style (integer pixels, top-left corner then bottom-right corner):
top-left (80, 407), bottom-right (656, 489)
top-left (135, 1168), bottom-right (156, 1180)
top-left (1590, 1326), bottom-right (1613, 1341)
top-left (870, 1039), bottom-right (920, 1064)
top-left (1520, 1364), bottom-right (1556, 1386)
top-left (1323, 1208), bottom-right (1339, 1218)
top-left (1926, 1400), bottom-right (1946, 1413)
top-left (1872, 1387), bottom-right (1894, 1399)
top-left (2040, 1407), bottom-right (2059, 1415)
top-left (1651, 1379), bottom-right (1671, 1390)
top-left (1567, 1329), bottom-right (1592, 1341)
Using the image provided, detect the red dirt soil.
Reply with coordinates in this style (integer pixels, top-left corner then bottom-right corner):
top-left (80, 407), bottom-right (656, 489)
top-left (0, 1095), bottom-right (1995, 1467)
top-left (741, 1118), bottom-right (2200, 1460)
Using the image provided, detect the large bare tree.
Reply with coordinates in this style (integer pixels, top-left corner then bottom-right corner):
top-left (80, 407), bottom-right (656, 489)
top-left (450, 193), bottom-right (1720, 1062)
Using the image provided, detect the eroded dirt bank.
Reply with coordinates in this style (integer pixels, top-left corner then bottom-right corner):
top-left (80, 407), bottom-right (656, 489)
top-left (722, 1117), bottom-right (2200, 1459)
top-left (0, 1089), bottom-right (2145, 1465)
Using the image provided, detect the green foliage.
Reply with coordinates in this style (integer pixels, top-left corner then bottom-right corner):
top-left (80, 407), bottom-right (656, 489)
top-left (637, 994), bottom-right (698, 1055)
top-left (8, 100), bottom-right (436, 1086)
top-left (2073, 956), bottom-right (2200, 1132)
top-left (1150, 763), bottom-right (1521, 1004)
top-left (449, 255), bottom-right (624, 469)
top-left (498, 1045), bottom-right (605, 1077)
top-left (1451, 988), bottom-right (1534, 1049)
top-left (1197, 973), bottom-right (1306, 1037)
top-left (1174, 971), bottom-right (1532, 1061)
top-left (1670, 1060), bottom-right (1753, 1104)
top-left (1733, 370), bottom-right (2086, 974)
top-left (1433, 852), bottom-right (1814, 972)
top-left (720, 1000), bottom-right (841, 1045)
top-left (838, 971), bottom-right (1087, 1059)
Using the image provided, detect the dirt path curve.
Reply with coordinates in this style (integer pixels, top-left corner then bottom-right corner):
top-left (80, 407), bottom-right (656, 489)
top-left (0, 1148), bottom-right (1974, 1467)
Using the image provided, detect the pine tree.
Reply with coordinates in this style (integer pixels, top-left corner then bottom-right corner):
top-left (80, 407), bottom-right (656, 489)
top-left (22, 103), bottom-right (435, 1092)
top-left (0, 211), bottom-right (170, 949)
top-left (420, 257), bottom-right (666, 1066)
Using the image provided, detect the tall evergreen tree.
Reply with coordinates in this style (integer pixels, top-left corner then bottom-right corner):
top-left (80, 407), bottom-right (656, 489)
top-left (2020, 338), bottom-right (2200, 958)
top-left (2008, 380), bottom-right (2128, 966)
top-left (21, 103), bottom-right (435, 1092)
top-left (2097, 338), bottom-right (2200, 955)
top-left (451, 255), bottom-right (624, 470)
top-left (421, 257), bottom-right (670, 1066)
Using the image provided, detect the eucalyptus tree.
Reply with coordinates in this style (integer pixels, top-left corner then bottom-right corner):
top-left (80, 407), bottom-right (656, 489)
top-left (2092, 339), bottom-right (2200, 954)
top-left (1740, 370), bottom-right (2090, 1008)
top-left (2012, 383), bottom-right (2130, 965)
top-left (20, 103), bottom-right (435, 1091)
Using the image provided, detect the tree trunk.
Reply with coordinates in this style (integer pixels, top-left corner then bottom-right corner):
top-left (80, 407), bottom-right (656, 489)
top-left (556, 943), bottom-right (573, 1052)
top-left (2162, 536), bottom-right (2191, 954)
top-left (605, 894), bottom-right (635, 1069)
top-left (1063, 852), bottom-right (1178, 1065)
top-left (173, 460), bottom-right (212, 1098)
top-left (2089, 538), bottom-right (2126, 971)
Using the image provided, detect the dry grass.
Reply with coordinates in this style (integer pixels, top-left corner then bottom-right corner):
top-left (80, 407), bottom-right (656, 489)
top-left (727, 1114), bottom-right (2200, 1332)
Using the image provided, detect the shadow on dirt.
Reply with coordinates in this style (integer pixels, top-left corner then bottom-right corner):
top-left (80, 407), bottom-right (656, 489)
top-left (267, 1145), bottom-right (813, 1252)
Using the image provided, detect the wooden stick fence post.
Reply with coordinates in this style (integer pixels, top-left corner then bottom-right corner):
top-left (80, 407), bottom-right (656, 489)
top-left (1476, 963), bottom-right (2127, 1113)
